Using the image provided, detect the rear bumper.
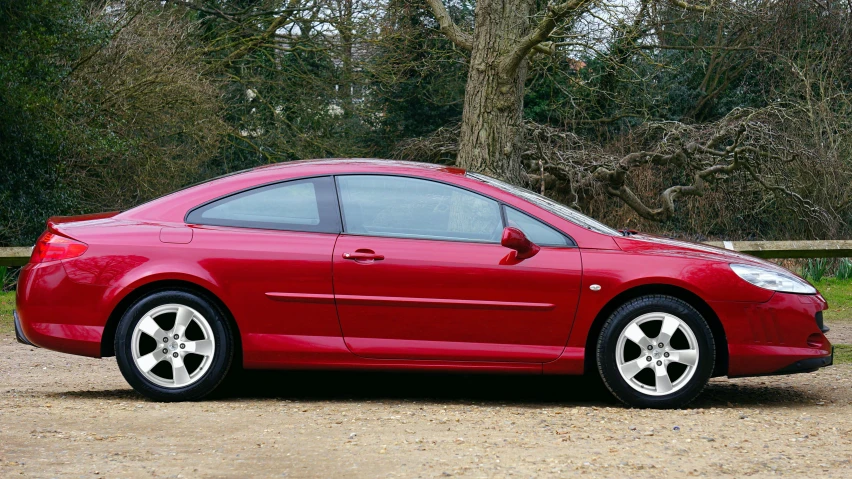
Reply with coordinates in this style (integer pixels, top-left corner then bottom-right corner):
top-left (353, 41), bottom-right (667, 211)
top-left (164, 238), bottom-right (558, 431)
top-left (15, 262), bottom-right (106, 358)
top-left (13, 310), bottom-right (35, 347)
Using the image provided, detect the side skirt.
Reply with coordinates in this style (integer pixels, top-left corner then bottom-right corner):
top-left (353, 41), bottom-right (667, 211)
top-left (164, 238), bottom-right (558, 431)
top-left (242, 333), bottom-right (587, 375)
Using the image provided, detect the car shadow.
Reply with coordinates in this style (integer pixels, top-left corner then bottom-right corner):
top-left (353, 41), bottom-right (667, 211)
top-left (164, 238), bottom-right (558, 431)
top-left (50, 371), bottom-right (824, 409)
top-left (212, 369), bottom-right (825, 409)
top-left (693, 378), bottom-right (824, 408)
top-left (215, 370), bottom-right (619, 407)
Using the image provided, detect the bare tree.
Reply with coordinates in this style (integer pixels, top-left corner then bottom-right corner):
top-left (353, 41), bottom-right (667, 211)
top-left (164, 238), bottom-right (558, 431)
top-left (425, 0), bottom-right (584, 182)
top-left (424, 0), bottom-right (718, 183)
top-left (396, 105), bottom-right (841, 237)
top-left (65, 1), bottom-right (227, 209)
top-left (414, 0), bottom-right (851, 239)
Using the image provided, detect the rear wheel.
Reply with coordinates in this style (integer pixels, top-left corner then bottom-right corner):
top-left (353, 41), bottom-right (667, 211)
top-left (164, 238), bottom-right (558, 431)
top-left (596, 295), bottom-right (715, 408)
top-left (115, 290), bottom-right (233, 401)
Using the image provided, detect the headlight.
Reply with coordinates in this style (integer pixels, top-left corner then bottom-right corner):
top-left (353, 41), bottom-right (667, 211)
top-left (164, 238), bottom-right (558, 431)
top-left (729, 264), bottom-right (816, 294)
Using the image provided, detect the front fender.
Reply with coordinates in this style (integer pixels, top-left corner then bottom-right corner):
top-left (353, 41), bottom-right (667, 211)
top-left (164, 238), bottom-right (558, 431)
top-left (566, 249), bottom-right (774, 349)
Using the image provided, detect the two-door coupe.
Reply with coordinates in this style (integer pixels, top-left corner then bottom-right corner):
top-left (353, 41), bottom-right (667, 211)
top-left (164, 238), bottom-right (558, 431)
top-left (14, 160), bottom-right (833, 408)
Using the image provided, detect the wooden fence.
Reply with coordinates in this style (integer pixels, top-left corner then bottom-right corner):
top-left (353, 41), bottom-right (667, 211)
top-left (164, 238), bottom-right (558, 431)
top-left (0, 247), bottom-right (33, 267)
top-left (2, 240), bottom-right (852, 267)
top-left (702, 240), bottom-right (852, 259)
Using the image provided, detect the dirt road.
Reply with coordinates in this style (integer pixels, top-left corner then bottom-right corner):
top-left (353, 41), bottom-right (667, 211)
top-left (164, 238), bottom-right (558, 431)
top-left (2, 334), bottom-right (852, 478)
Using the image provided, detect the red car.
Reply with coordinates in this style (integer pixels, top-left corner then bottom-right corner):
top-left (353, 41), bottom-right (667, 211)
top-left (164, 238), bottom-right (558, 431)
top-left (14, 160), bottom-right (832, 408)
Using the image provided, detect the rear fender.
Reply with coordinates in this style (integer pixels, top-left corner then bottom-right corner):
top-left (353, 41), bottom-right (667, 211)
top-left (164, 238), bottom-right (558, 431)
top-left (104, 268), bottom-right (228, 318)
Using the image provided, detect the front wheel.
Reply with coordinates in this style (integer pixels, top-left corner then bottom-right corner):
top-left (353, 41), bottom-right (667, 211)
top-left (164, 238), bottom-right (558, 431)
top-left (115, 290), bottom-right (233, 401)
top-left (596, 295), bottom-right (715, 408)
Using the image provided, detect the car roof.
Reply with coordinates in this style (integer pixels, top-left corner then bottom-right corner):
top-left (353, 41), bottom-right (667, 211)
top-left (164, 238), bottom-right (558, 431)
top-left (252, 158), bottom-right (465, 175)
top-left (118, 159), bottom-right (467, 221)
top-left (117, 158), bottom-right (619, 249)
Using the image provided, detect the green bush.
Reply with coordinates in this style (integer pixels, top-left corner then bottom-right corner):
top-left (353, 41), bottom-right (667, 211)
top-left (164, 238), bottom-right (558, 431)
top-left (837, 259), bottom-right (852, 280)
top-left (803, 258), bottom-right (829, 281)
top-left (0, 0), bottom-right (100, 247)
top-left (0, 266), bottom-right (18, 292)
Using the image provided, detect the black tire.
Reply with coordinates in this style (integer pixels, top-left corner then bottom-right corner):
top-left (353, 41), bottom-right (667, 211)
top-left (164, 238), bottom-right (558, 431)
top-left (596, 295), bottom-right (715, 409)
top-left (115, 290), bottom-right (234, 401)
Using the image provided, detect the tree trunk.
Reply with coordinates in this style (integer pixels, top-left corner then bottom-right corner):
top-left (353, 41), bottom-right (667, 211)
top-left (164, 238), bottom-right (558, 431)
top-left (456, 0), bottom-right (533, 183)
top-left (335, 0), bottom-right (355, 116)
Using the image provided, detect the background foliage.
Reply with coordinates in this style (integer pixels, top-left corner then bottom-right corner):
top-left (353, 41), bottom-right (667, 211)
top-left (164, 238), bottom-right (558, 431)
top-left (1, 0), bottom-right (851, 247)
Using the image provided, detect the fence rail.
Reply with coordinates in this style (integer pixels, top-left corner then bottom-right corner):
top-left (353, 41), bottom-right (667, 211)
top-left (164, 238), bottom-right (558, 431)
top-left (0, 247), bottom-right (32, 267)
top-left (702, 240), bottom-right (852, 259)
top-left (2, 240), bottom-right (852, 267)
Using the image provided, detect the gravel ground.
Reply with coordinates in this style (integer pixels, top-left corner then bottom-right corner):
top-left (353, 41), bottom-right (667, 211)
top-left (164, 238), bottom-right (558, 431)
top-left (827, 324), bottom-right (852, 345)
top-left (2, 335), bottom-right (852, 479)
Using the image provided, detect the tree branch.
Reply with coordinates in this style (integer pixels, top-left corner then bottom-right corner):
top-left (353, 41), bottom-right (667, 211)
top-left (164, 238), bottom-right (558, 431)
top-left (589, 109), bottom-right (831, 225)
top-left (424, 0), bottom-right (473, 51)
top-left (500, 0), bottom-right (594, 77)
top-left (668, 0), bottom-right (714, 12)
top-left (165, 0), bottom-right (307, 24)
top-left (392, 108), bottom-right (835, 232)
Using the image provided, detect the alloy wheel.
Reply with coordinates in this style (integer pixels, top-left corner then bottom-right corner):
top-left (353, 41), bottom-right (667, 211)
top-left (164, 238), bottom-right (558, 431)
top-left (130, 303), bottom-right (216, 388)
top-left (615, 312), bottom-right (699, 396)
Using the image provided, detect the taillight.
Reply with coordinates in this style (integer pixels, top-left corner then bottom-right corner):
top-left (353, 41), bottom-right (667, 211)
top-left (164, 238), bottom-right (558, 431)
top-left (30, 232), bottom-right (88, 264)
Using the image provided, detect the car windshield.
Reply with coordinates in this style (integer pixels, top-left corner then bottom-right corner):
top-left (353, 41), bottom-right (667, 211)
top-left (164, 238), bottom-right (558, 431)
top-left (467, 172), bottom-right (619, 236)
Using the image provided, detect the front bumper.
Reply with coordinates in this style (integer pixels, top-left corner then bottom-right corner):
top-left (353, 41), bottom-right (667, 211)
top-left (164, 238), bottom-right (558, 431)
top-left (712, 292), bottom-right (833, 377)
top-left (771, 347), bottom-right (833, 375)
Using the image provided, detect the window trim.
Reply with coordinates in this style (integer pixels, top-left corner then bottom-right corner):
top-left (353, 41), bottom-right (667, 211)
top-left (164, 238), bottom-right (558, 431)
top-left (502, 205), bottom-right (575, 247)
top-left (467, 171), bottom-right (618, 236)
top-left (183, 171), bottom-right (579, 246)
top-left (332, 173), bottom-right (577, 248)
top-left (184, 175), bottom-right (342, 234)
top-left (333, 174), bottom-right (504, 245)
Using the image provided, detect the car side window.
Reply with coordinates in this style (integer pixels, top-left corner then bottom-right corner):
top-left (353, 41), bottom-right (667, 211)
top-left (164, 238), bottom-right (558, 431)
top-left (186, 176), bottom-right (341, 233)
top-left (504, 207), bottom-right (570, 247)
top-left (336, 175), bottom-right (503, 243)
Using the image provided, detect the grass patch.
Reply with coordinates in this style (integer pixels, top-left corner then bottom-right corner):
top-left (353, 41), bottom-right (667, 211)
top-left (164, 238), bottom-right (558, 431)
top-left (834, 344), bottom-right (852, 365)
top-left (0, 291), bottom-right (15, 335)
top-left (813, 278), bottom-right (852, 323)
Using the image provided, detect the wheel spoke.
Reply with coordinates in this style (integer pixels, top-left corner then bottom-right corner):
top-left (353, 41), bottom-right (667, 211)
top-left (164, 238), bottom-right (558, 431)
top-left (173, 306), bottom-right (194, 337)
top-left (657, 315), bottom-right (680, 344)
top-left (137, 316), bottom-right (166, 341)
top-left (171, 355), bottom-right (191, 387)
top-left (183, 339), bottom-right (213, 356)
top-left (132, 303), bottom-right (217, 389)
top-left (136, 349), bottom-right (166, 373)
top-left (669, 349), bottom-right (698, 367)
top-left (654, 364), bottom-right (673, 394)
top-left (623, 323), bottom-right (653, 350)
top-left (619, 358), bottom-right (650, 378)
top-left (615, 311), bottom-right (703, 398)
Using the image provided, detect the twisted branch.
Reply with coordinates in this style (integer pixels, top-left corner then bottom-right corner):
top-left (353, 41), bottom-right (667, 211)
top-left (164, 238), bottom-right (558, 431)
top-left (394, 107), bottom-right (836, 234)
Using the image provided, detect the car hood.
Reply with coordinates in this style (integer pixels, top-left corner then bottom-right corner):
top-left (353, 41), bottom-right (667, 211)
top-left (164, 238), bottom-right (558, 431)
top-left (613, 234), bottom-right (787, 271)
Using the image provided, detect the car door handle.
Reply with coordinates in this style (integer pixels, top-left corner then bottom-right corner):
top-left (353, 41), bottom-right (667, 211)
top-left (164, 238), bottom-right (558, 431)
top-left (342, 251), bottom-right (385, 261)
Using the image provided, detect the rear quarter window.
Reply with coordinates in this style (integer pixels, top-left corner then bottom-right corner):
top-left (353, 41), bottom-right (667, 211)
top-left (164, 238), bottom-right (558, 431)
top-left (186, 176), bottom-right (340, 234)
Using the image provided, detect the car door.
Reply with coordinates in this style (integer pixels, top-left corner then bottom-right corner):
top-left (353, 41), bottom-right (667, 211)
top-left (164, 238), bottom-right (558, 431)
top-left (331, 174), bottom-right (582, 363)
top-left (185, 176), bottom-right (343, 362)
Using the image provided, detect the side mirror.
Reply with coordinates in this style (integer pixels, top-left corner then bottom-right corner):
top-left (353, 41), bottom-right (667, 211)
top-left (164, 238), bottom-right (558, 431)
top-left (501, 227), bottom-right (540, 260)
